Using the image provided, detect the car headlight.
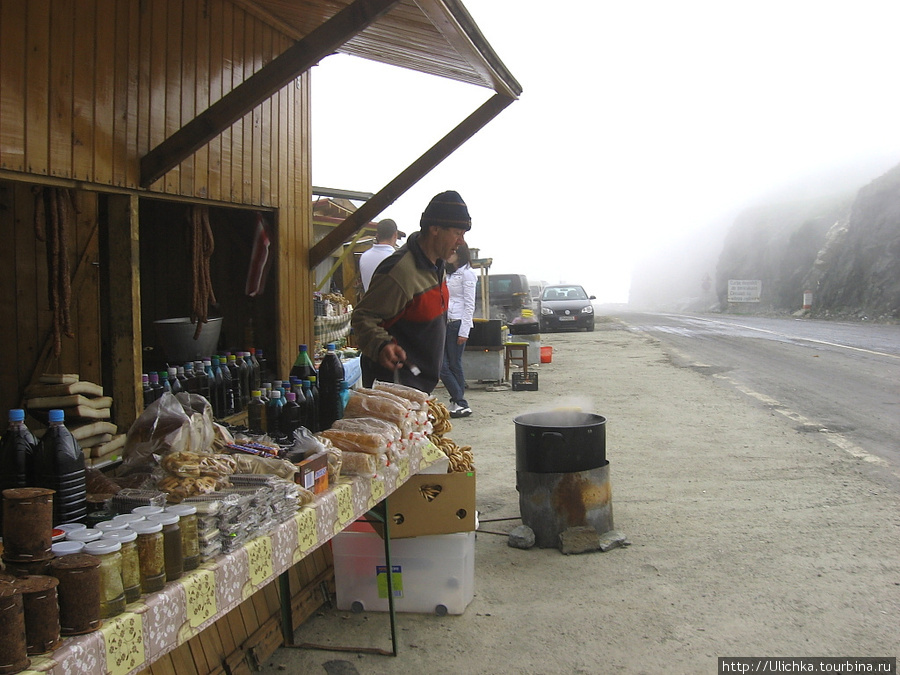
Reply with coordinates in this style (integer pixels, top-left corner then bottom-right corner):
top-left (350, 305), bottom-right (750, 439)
top-left (581, 305), bottom-right (593, 314)
top-left (541, 307), bottom-right (553, 316)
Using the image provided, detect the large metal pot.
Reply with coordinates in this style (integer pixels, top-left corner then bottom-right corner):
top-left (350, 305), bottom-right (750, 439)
top-left (514, 411), bottom-right (606, 473)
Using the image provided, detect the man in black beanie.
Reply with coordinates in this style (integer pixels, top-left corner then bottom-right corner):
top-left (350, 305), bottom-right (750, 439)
top-left (352, 191), bottom-right (471, 393)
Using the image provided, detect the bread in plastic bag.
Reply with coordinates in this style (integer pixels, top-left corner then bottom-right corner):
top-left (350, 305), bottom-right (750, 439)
top-left (317, 428), bottom-right (389, 455)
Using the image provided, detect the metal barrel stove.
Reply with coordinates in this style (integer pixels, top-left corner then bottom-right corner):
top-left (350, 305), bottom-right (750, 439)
top-left (514, 411), bottom-right (613, 549)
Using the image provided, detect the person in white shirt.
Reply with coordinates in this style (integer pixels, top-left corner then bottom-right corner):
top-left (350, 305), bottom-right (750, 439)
top-left (440, 242), bottom-right (476, 417)
top-left (358, 219), bottom-right (405, 292)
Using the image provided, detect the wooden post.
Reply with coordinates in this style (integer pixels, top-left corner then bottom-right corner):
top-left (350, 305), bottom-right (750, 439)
top-left (104, 194), bottom-right (142, 430)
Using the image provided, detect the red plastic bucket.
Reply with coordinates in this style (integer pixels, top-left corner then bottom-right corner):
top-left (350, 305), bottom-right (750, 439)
top-left (540, 346), bottom-right (552, 363)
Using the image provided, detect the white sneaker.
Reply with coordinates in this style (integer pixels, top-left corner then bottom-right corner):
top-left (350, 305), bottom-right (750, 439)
top-left (451, 406), bottom-right (472, 418)
top-left (448, 402), bottom-right (462, 414)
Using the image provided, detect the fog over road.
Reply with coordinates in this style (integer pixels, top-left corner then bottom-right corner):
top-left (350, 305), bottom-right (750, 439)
top-left (610, 311), bottom-right (900, 481)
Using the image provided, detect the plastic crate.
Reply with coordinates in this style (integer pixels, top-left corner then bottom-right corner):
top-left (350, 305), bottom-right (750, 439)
top-left (512, 371), bottom-right (539, 391)
top-left (333, 528), bottom-right (475, 615)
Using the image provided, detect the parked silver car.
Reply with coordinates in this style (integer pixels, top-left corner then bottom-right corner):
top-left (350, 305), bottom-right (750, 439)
top-left (539, 284), bottom-right (596, 332)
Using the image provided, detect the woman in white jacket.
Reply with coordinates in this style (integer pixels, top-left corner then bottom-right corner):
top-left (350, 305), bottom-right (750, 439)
top-left (441, 242), bottom-right (477, 417)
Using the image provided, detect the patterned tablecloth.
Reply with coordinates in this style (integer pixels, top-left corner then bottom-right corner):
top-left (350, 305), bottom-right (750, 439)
top-left (24, 441), bottom-right (445, 675)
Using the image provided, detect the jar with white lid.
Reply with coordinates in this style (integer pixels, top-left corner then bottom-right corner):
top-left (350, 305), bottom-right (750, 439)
top-left (55, 522), bottom-right (87, 536)
top-left (165, 504), bottom-right (199, 571)
top-left (130, 520), bottom-right (165, 593)
top-left (102, 529), bottom-right (140, 603)
top-left (51, 540), bottom-right (84, 556)
top-left (131, 505), bottom-right (164, 518)
top-left (111, 513), bottom-right (144, 526)
top-left (83, 539), bottom-right (126, 618)
top-left (95, 520), bottom-right (130, 534)
top-left (147, 513), bottom-right (183, 582)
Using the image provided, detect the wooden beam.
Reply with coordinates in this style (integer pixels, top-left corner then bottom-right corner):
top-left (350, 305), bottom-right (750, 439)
top-left (140, 0), bottom-right (400, 188)
top-left (308, 92), bottom-right (516, 268)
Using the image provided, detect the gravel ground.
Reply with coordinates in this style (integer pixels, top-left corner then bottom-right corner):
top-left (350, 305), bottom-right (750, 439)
top-left (259, 317), bottom-right (900, 675)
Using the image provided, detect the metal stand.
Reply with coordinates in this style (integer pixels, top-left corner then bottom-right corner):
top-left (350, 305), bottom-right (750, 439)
top-left (280, 498), bottom-right (399, 657)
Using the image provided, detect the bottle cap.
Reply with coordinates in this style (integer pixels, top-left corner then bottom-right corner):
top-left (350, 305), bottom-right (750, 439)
top-left (112, 514), bottom-right (145, 525)
top-left (66, 528), bottom-right (103, 543)
top-left (48, 409), bottom-right (65, 423)
top-left (84, 539), bottom-right (121, 555)
top-left (165, 504), bottom-right (197, 517)
top-left (270, 390), bottom-right (281, 399)
top-left (327, 343), bottom-right (336, 350)
top-left (102, 529), bottom-right (137, 544)
top-left (129, 520), bottom-right (163, 535)
top-left (286, 392), bottom-right (296, 402)
top-left (146, 513), bottom-right (180, 527)
top-left (95, 520), bottom-right (130, 533)
top-left (51, 540), bottom-right (85, 556)
top-left (252, 390), bottom-right (262, 397)
top-left (9, 408), bottom-right (25, 423)
top-left (132, 505), bottom-right (164, 517)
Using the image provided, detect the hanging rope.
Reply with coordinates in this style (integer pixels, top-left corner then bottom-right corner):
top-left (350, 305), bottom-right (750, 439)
top-left (33, 186), bottom-right (76, 358)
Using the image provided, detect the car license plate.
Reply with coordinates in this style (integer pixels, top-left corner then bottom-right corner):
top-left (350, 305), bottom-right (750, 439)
top-left (559, 316), bottom-right (575, 321)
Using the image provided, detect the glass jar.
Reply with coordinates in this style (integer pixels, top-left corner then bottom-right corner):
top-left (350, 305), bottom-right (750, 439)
top-left (83, 540), bottom-right (126, 619)
top-left (95, 520), bottom-right (130, 535)
top-left (102, 530), bottom-right (141, 603)
top-left (165, 504), bottom-right (199, 571)
top-left (147, 513), bottom-right (183, 582)
top-left (51, 540), bottom-right (84, 557)
top-left (129, 520), bottom-right (166, 593)
top-left (131, 505), bottom-right (164, 518)
top-left (111, 513), bottom-right (144, 527)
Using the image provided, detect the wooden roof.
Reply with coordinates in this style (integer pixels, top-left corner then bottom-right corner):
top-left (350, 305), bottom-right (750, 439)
top-left (236, 0), bottom-right (522, 97)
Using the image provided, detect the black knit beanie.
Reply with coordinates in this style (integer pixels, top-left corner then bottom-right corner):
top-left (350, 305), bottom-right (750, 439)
top-left (420, 191), bottom-right (471, 231)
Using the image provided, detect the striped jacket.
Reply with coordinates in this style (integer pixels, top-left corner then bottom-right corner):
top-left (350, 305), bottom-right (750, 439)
top-left (351, 231), bottom-right (448, 393)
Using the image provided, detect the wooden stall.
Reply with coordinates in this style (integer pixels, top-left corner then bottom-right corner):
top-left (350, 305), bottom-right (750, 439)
top-left (0, 0), bottom-right (520, 672)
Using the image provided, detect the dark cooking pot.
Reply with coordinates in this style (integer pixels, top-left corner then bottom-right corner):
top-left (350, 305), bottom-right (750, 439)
top-left (514, 411), bottom-right (606, 473)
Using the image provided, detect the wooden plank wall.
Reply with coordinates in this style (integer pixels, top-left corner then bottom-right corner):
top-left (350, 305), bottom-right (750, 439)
top-left (0, 0), bottom-right (315, 405)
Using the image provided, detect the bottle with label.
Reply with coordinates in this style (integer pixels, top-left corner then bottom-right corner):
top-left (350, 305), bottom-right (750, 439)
top-left (266, 390), bottom-right (284, 437)
top-left (33, 409), bottom-right (86, 525)
top-left (183, 362), bottom-right (197, 394)
top-left (317, 343), bottom-right (345, 431)
top-left (289, 344), bottom-right (317, 381)
top-left (194, 360), bottom-right (210, 402)
top-left (280, 391), bottom-right (302, 439)
top-left (0, 409), bottom-right (38, 531)
top-left (247, 390), bottom-right (266, 435)
top-left (167, 367), bottom-right (182, 394)
top-left (209, 357), bottom-right (224, 418)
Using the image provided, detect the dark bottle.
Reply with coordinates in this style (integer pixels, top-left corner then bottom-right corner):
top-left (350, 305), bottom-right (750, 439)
top-left (210, 357), bottom-right (225, 418)
top-left (294, 381), bottom-right (310, 430)
top-left (221, 360), bottom-right (236, 418)
top-left (236, 352), bottom-right (251, 410)
top-left (0, 409), bottom-right (38, 531)
top-left (280, 392), bottom-right (302, 439)
top-left (289, 344), bottom-right (317, 381)
top-left (248, 348), bottom-right (262, 391)
top-left (317, 342), bottom-right (345, 431)
top-left (194, 360), bottom-right (210, 401)
top-left (303, 379), bottom-right (319, 433)
top-left (266, 390), bottom-right (284, 437)
top-left (159, 370), bottom-right (172, 394)
top-left (227, 355), bottom-right (243, 413)
top-left (167, 367), bottom-right (182, 394)
top-left (183, 362), bottom-right (198, 394)
top-left (256, 348), bottom-right (268, 384)
top-left (34, 409), bottom-right (86, 525)
top-left (247, 390), bottom-right (267, 435)
top-left (176, 365), bottom-right (189, 392)
top-left (148, 371), bottom-right (164, 401)
top-left (141, 374), bottom-right (153, 407)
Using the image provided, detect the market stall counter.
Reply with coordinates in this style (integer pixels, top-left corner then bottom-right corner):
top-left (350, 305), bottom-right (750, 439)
top-left (21, 441), bottom-right (446, 675)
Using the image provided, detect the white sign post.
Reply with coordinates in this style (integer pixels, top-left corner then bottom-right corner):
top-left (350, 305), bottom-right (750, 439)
top-left (727, 279), bottom-right (762, 303)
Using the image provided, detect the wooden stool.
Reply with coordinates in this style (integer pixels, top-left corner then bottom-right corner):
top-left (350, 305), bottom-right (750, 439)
top-left (505, 342), bottom-right (528, 381)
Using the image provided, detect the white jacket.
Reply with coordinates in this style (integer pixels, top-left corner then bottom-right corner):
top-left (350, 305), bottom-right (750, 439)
top-left (447, 264), bottom-right (477, 338)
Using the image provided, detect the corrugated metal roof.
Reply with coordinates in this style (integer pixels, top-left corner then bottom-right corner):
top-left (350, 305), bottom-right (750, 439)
top-left (239, 0), bottom-right (521, 97)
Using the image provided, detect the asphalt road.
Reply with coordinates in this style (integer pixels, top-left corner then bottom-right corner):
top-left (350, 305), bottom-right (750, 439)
top-left (608, 310), bottom-right (900, 478)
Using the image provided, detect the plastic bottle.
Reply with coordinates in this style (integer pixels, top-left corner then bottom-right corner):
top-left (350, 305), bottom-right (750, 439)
top-left (266, 390), bottom-right (284, 436)
top-left (227, 355), bottom-right (243, 413)
top-left (236, 353), bottom-right (251, 410)
top-left (209, 357), bottom-right (224, 418)
top-left (141, 374), bottom-right (153, 407)
top-left (176, 365), bottom-right (188, 392)
top-left (34, 409), bottom-right (86, 525)
top-left (248, 348), bottom-right (262, 391)
top-left (0, 409), bottom-right (38, 531)
top-left (183, 362), bottom-right (197, 394)
top-left (159, 371), bottom-right (171, 394)
top-left (194, 360), bottom-right (210, 402)
top-left (247, 390), bottom-right (266, 435)
top-left (168, 366), bottom-right (182, 394)
top-left (302, 379), bottom-right (319, 433)
top-left (317, 343), bottom-right (345, 431)
top-left (280, 392), bottom-right (302, 439)
top-left (256, 348), bottom-right (268, 384)
top-left (289, 344), bottom-right (317, 381)
top-left (220, 356), bottom-right (236, 416)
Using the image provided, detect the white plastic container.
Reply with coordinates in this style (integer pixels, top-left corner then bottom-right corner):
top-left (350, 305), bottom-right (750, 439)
top-left (332, 527), bottom-right (474, 615)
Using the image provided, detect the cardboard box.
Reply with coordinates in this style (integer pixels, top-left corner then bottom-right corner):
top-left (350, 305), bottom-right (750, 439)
top-left (384, 471), bottom-right (476, 539)
top-left (295, 451), bottom-right (329, 494)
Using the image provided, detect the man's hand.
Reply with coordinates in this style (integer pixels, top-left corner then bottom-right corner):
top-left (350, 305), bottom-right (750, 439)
top-left (378, 342), bottom-right (408, 371)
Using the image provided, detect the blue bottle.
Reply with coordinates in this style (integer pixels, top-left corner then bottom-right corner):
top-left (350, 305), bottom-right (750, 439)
top-left (34, 409), bottom-right (86, 525)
